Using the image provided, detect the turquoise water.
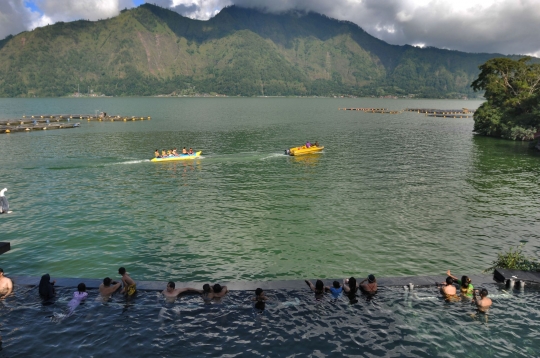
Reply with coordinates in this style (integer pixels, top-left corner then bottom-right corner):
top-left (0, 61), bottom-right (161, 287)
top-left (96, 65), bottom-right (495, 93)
top-left (0, 98), bottom-right (539, 281)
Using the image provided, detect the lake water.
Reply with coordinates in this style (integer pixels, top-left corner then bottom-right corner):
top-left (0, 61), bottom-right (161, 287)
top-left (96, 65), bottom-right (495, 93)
top-left (0, 97), bottom-right (539, 282)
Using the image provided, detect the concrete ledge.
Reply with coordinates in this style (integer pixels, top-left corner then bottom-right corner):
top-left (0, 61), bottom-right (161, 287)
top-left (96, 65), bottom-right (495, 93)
top-left (9, 273), bottom-right (497, 292)
top-left (0, 242), bottom-right (10, 255)
top-left (494, 268), bottom-right (540, 284)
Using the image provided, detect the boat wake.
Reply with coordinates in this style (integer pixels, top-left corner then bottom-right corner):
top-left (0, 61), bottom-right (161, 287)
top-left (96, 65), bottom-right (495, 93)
top-left (111, 159), bottom-right (151, 165)
top-left (261, 153), bottom-right (287, 160)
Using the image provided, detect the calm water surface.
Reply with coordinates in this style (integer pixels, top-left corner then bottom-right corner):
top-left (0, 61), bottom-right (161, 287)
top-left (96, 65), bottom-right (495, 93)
top-left (0, 98), bottom-right (539, 281)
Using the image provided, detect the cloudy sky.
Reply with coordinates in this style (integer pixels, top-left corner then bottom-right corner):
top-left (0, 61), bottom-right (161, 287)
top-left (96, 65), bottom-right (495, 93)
top-left (1, 0), bottom-right (539, 56)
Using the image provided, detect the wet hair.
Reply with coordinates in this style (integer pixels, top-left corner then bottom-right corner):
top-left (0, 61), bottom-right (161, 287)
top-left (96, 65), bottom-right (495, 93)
top-left (0, 267), bottom-right (3, 273)
top-left (446, 276), bottom-right (454, 285)
top-left (368, 274), bottom-right (376, 283)
top-left (315, 280), bottom-right (324, 294)
top-left (255, 300), bottom-right (265, 311)
top-left (461, 276), bottom-right (471, 288)
top-left (333, 281), bottom-right (340, 288)
top-left (213, 284), bottom-right (223, 293)
top-left (155, 149), bottom-right (158, 151)
top-left (77, 283), bottom-right (86, 293)
top-left (118, 267), bottom-right (126, 275)
top-left (347, 277), bottom-right (358, 303)
top-left (103, 277), bottom-right (112, 286)
top-left (168, 281), bottom-right (175, 289)
top-left (480, 288), bottom-right (488, 297)
top-left (203, 284), bottom-right (211, 293)
top-left (255, 288), bottom-right (263, 296)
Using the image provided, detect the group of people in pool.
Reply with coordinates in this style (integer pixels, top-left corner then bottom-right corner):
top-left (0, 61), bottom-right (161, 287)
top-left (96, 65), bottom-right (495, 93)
top-left (0, 268), bottom-right (492, 316)
top-left (154, 147), bottom-right (195, 158)
top-left (438, 270), bottom-right (493, 313)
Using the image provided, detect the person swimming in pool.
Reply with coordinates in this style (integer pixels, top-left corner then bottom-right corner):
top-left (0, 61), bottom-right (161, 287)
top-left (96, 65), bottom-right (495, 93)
top-left (305, 279), bottom-right (328, 300)
top-left (329, 281), bottom-right (343, 300)
top-left (98, 277), bottom-right (122, 301)
top-left (343, 277), bottom-right (359, 304)
top-left (446, 270), bottom-right (474, 298)
top-left (359, 274), bottom-right (377, 294)
top-left (438, 276), bottom-right (460, 302)
top-left (162, 282), bottom-right (201, 303)
top-left (119, 267), bottom-right (136, 297)
top-left (473, 288), bottom-right (492, 313)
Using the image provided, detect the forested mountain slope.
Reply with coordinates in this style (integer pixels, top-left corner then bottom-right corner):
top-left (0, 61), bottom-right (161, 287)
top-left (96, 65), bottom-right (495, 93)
top-left (0, 4), bottom-right (524, 97)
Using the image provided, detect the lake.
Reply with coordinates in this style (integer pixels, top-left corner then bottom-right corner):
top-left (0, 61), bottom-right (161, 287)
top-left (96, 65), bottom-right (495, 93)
top-left (0, 97), bottom-right (538, 282)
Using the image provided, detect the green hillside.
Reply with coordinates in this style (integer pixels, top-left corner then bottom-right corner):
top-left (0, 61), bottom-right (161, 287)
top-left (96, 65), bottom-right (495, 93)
top-left (0, 4), bottom-right (522, 97)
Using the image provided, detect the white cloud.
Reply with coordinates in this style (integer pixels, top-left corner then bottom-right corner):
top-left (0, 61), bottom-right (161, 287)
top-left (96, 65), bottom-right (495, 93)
top-left (1, 0), bottom-right (540, 56)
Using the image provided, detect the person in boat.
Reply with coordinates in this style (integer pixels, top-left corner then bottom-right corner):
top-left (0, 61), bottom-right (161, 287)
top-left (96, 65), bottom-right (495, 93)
top-left (306, 141), bottom-right (311, 148)
top-left (446, 270), bottom-right (474, 298)
top-left (172, 148), bottom-right (178, 156)
top-left (314, 141), bottom-right (319, 147)
top-left (182, 147), bottom-right (188, 155)
top-left (161, 149), bottom-right (167, 158)
top-left (167, 149), bottom-right (172, 156)
top-left (188, 148), bottom-right (194, 155)
top-left (155, 149), bottom-right (161, 158)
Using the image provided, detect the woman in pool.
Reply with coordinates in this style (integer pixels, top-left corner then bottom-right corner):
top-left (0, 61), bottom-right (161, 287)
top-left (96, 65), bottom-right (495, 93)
top-left (67, 283), bottom-right (88, 315)
top-left (446, 270), bottom-right (474, 298)
top-left (342, 277), bottom-right (359, 304)
top-left (305, 279), bottom-right (328, 300)
top-left (39, 274), bottom-right (56, 302)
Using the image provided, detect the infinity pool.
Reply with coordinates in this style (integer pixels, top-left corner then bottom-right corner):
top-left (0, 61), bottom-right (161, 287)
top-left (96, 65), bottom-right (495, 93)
top-left (1, 283), bottom-right (538, 357)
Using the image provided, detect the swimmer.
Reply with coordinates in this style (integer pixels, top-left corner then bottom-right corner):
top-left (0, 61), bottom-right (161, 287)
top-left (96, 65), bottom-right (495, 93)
top-left (446, 270), bottom-right (474, 298)
top-left (343, 277), bottom-right (359, 303)
top-left (0, 188), bottom-right (8, 214)
top-left (162, 282), bottom-right (201, 303)
top-left (252, 288), bottom-right (268, 302)
top-left (98, 277), bottom-right (121, 301)
top-left (305, 279), bottom-right (328, 300)
top-left (0, 268), bottom-right (13, 299)
top-left (438, 276), bottom-right (460, 302)
top-left (360, 274), bottom-right (377, 294)
top-left (473, 288), bottom-right (492, 313)
top-left (213, 284), bottom-right (229, 298)
top-left (201, 284), bottom-right (214, 303)
top-left (67, 283), bottom-right (88, 314)
top-left (119, 267), bottom-right (136, 297)
top-left (329, 281), bottom-right (343, 299)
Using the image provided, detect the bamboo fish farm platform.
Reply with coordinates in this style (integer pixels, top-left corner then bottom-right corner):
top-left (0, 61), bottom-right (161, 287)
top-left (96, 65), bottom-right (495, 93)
top-left (0, 114), bottom-right (151, 134)
top-left (339, 107), bottom-right (475, 118)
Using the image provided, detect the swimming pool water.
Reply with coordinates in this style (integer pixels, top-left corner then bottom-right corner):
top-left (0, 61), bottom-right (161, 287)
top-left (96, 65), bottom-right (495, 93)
top-left (1, 283), bottom-right (539, 357)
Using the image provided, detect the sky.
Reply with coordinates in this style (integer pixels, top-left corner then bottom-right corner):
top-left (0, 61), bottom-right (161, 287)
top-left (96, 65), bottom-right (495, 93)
top-left (1, 0), bottom-right (539, 57)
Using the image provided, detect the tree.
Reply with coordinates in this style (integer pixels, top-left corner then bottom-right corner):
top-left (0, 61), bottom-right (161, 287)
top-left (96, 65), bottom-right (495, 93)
top-left (472, 57), bottom-right (540, 140)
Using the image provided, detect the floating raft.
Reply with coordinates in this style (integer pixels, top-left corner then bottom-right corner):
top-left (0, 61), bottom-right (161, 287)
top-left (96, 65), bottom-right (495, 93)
top-left (405, 108), bottom-right (475, 114)
top-left (338, 108), bottom-right (403, 114)
top-left (0, 114), bottom-right (151, 134)
top-left (426, 114), bottom-right (472, 118)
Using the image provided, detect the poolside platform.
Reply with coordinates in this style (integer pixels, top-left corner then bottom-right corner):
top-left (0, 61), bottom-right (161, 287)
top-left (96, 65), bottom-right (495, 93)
top-left (494, 268), bottom-right (540, 284)
top-left (0, 242), bottom-right (10, 255)
top-left (9, 273), bottom-right (497, 292)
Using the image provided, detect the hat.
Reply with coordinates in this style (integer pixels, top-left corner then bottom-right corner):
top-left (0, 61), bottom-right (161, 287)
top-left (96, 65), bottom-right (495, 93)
top-left (368, 274), bottom-right (375, 283)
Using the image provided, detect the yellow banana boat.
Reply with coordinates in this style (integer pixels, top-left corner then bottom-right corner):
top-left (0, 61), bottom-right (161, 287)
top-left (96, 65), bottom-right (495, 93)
top-left (285, 145), bottom-right (324, 156)
top-left (151, 151), bottom-right (202, 162)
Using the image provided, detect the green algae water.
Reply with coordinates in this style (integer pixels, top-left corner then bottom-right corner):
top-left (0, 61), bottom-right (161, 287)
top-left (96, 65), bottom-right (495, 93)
top-left (0, 97), bottom-right (539, 281)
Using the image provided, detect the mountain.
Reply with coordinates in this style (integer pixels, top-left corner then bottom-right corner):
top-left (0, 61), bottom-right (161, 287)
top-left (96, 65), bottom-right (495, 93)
top-left (0, 4), bottom-right (524, 97)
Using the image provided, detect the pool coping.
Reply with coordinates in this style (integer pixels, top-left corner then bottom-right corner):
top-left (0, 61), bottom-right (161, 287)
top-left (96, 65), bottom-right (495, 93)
top-left (9, 273), bottom-right (499, 292)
